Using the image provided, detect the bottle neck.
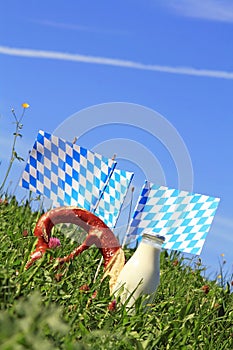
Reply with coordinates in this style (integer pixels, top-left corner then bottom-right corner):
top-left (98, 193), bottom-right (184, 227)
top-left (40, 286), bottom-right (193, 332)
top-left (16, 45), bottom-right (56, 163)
top-left (140, 233), bottom-right (164, 250)
top-left (135, 238), bottom-right (162, 260)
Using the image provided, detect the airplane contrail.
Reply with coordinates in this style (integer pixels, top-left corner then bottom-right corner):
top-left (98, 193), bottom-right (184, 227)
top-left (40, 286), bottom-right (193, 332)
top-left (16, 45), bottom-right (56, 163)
top-left (1, 45), bottom-right (233, 80)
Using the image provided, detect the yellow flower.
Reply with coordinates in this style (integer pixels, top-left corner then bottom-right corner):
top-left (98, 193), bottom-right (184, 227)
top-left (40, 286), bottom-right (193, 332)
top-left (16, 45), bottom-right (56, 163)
top-left (220, 253), bottom-right (225, 257)
top-left (22, 102), bottom-right (30, 108)
top-left (217, 274), bottom-right (222, 279)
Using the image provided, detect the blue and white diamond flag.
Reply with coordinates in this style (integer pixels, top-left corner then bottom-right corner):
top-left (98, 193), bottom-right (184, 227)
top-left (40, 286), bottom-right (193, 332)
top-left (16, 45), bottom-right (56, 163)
top-left (94, 168), bottom-right (134, 228)
top-left (20, 130), bottom-right (116, 210)
top-left (127, 181), bottom-right (220, 255)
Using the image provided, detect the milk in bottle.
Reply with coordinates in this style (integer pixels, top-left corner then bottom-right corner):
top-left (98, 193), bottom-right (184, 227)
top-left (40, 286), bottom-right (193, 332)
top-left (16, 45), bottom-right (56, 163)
top-left (112, 233), bottom-right (165, 307)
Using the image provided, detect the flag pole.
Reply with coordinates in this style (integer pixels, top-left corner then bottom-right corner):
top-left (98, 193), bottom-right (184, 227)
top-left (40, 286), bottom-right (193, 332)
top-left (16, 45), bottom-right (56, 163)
top-left (72, 136), bottom-right (78, 144)
top-left (92, 153), bottom-right (117, 213)
top-left (122, 186), bottom-right (134, 249)
top-left (93, 154), bottom-right (116, 283)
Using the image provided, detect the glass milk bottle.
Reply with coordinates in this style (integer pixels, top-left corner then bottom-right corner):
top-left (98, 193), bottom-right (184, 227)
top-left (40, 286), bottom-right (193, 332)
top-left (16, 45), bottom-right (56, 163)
top-left (112, 233), bottom-right (165, 307)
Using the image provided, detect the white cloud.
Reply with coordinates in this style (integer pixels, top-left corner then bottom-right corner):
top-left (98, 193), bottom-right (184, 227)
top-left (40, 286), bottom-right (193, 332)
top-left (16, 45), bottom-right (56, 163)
top-left (163, 0), bottom-right (233, 23)
top-left (31, 19), bottom-right (129, 36)
top-left (1, 45), bottom-right (233, 80)
top-left (32, 19), bottom-right (99, 32)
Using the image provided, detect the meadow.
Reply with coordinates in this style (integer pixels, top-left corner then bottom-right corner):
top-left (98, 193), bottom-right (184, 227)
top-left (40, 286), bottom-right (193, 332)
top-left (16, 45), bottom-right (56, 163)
top-left (1, 106), bottom-right (233, 349)
top-left (0, 195), bottom-right (233, 349)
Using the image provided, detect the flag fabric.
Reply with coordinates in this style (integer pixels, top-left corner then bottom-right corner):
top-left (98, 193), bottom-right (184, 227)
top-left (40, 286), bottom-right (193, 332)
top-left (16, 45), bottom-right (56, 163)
top-left (94, 168), bottom-right (134, 228)
top-left (127, 181), bottom-right (220, 255)
top-left (20, 130), bottom-right (116, 210)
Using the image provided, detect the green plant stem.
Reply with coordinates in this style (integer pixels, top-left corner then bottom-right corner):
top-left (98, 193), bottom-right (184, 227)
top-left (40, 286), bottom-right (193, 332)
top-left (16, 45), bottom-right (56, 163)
top-left (0, 121), bottom-right (21, 193)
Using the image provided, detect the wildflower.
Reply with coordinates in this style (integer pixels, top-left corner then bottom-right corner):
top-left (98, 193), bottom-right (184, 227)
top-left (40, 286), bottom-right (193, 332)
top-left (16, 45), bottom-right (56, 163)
top-left (55, 273), bottom-right (63, 282)
top-left (220, 253), bottom-right (225, 257)
top-left (22, 229), bottom-right (28, 237)
top-left (201, 285), bottom-right (210, 294)
top-left (79, 284), bottom-right (90, 292)
top-left (108, 299), bottom-right (117, 311)
top-left (217, 274), bottom-right (222, 279)
top-left (48, 237), bottom-right (61, 249)
top-left (0, 105), bottom-right (29, 192)
top-left (91, 290), bottom-right (98, 299)
top-left (172, 259), bottom-right (179, 266)
top-left (22, 102), bottom-right (30, 108)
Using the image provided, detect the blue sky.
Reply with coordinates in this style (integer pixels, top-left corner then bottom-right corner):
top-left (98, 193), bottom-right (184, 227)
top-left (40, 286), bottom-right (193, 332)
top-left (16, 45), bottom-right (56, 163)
top-left (0, 0), bottom-right (233, 279)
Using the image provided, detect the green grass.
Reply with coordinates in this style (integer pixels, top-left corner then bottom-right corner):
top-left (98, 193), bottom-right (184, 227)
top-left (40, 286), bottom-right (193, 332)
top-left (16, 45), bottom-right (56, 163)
top-left (0, 196), bottom-right (233, 349)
